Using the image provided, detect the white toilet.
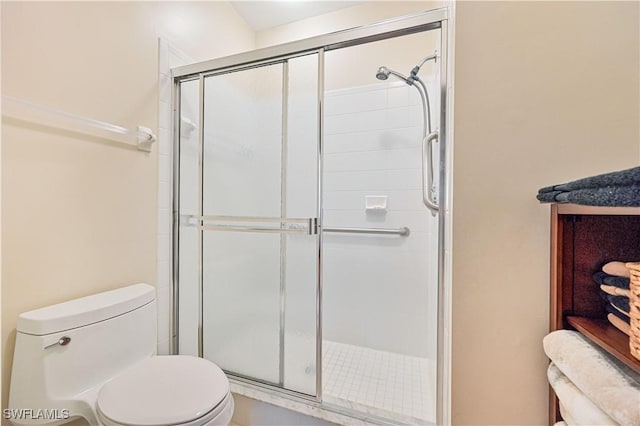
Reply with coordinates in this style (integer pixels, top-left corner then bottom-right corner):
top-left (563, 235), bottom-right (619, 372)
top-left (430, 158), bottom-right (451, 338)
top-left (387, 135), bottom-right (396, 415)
top-left (8, 283), bottom-right (234, 426)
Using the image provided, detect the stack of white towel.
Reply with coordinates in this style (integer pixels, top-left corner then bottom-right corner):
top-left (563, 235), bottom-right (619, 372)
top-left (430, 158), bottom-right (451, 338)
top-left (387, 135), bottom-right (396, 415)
top-left (543, 330), bottom-right (640, 426)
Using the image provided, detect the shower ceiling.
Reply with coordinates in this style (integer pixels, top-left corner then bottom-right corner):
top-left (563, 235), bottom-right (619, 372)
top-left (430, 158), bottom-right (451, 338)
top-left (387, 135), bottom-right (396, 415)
top-left (230, 1), bottom-right (362, 31)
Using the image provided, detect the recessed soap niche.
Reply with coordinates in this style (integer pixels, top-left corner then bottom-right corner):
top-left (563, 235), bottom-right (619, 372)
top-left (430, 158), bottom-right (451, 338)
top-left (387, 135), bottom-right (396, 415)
top-left (365, 195), bottom-right (388, 215)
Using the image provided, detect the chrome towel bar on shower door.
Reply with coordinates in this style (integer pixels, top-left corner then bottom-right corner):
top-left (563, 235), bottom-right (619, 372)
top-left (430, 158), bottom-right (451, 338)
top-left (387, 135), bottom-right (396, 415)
top-left (200, 224), bottom-right (314, 235)
top-left (181, 215), bottom-right (318, 235)
top-left (180, 215), bottom-right (410, 236)
top-left (322, 226), bottom-right (410, 237)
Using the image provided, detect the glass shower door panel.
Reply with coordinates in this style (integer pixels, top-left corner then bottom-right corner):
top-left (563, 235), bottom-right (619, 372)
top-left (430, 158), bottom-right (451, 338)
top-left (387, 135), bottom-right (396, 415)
top-left (202, 64), bottom-right (284, 384)
top-left (201, 56), bottom-right (319, 394)
top-left (322, 30), bottom-right (440, 422)
top-left (203, 65), bottom-right (284, 218)
top-left (282, 54), bottom-right (319, 396)
top-left (203, 231), bottom-right (281, 383)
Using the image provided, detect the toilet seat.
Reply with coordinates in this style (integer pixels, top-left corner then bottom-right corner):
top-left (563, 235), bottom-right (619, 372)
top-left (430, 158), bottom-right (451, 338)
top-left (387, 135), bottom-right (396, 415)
top-left (97, 356), bottom-right (231, 426)
top-left (98, 393), bottom-right (234, 426)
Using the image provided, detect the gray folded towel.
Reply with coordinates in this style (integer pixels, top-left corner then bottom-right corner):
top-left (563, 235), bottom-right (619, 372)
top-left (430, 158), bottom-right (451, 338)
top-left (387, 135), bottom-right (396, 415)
top-left (539, 166), bottom-right (640, 193)
top-left (537, 167), bottom-right (640, 206)
top-left (593, 271), bottom-right (630, 290)
top-left (606, 303), bottom-right (630, 323)
top-left (607, 295), bottom-right (630, 317)
top-left (554, 186), bottom-right (640, 207)
top-left (536, 190), bottom-right (565, 203)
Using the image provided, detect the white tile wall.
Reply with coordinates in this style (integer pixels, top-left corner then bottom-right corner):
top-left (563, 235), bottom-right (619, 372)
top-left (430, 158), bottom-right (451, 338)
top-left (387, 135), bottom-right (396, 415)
top-left (324, 87), bottom-right (388, 115)
top-left (157, 39), bottom-right (193, 355)
top-left (324, 148), bottom-right (421, 172)
top-left (323, 81), bottom-right (439, 359)
top-left (175, 79), bottom-right (200, 357)
top-left (324, 169), bottom-right (422, 191)
top-left (324, 189), bottom-right (426, 211)
top-left (323, 127), bottom-right (421, 154)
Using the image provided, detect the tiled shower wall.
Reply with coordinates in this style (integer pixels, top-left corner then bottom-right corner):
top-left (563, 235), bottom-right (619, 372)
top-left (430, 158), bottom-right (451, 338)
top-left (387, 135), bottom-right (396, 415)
top-left (322, 81), bottom-right (439, 359)
top-left (157, 39), bottom-right (192, 355)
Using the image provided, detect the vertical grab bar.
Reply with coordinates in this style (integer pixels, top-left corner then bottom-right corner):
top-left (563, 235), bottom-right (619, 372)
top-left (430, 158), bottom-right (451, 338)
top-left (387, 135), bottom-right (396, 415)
top-left (422, 131), bottom-right (439, 213)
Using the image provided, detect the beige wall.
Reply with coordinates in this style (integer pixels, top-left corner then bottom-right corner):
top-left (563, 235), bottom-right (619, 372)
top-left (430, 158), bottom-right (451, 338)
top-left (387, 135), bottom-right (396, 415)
top-left (452, 1), bottom-right (639, 424)
top-left (1, 1), bottom-right (254, 416)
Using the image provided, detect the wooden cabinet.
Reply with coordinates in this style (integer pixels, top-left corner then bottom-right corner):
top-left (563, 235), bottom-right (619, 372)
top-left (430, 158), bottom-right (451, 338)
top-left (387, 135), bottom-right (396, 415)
top-left (549, 203), bottom-right (640, 424)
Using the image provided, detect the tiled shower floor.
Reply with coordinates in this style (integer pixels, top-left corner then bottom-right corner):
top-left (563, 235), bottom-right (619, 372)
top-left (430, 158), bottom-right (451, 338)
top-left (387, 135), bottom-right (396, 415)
top-left (322, 341), bottom-right (436, 424)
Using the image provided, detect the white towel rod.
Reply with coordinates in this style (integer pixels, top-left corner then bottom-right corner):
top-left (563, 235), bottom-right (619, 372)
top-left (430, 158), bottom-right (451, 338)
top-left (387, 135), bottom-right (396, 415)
top-left (2, 95), bottom-right (156, 152)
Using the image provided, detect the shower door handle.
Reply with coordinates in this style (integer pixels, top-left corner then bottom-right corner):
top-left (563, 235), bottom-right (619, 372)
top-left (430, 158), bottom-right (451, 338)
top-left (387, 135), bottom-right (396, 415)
top-left (190, 216), bottom-right (319, 235)
top-left (422, 131), bottom-right (439, 213)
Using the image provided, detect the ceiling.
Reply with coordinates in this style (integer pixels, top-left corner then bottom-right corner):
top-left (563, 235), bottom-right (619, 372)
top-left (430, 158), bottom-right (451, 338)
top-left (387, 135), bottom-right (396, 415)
top-left (230, 1), bottom-right (362, 31)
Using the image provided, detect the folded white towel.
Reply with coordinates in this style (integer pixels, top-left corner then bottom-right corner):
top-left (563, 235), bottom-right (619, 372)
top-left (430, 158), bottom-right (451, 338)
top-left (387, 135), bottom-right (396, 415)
top-left (554, 422), bottom-right (568, 426)
top-left (559, 401), bottom-right (580, 426)
top-left (548, 363), bottom-right (618, 425)
top-left (543, 330), bottom-right (640, 426)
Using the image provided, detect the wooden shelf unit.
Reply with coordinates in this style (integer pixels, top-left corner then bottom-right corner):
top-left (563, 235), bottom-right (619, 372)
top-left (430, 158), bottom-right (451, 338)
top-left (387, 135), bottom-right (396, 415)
top-left (549, 203), bottom-right (640, 425)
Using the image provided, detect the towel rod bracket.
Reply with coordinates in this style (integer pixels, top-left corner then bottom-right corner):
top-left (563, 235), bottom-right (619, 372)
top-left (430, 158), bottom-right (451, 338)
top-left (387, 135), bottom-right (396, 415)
top-left (137, 126), bottom-right (156, 152)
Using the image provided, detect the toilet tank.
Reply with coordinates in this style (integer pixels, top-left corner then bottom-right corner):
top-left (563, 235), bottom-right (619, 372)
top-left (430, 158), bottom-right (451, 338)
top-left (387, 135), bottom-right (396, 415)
top-left (9, 284), bottom-right (157, 423)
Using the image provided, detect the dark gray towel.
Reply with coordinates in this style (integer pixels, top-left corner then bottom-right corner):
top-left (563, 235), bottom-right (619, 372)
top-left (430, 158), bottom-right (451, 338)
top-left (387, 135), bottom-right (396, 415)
top-left (603, 274), bottom-right (631, 289)
top-left (538, 185), bottom-right (640, 206)
top-left (593, 271), bottom-right (630, 289)
top-left (556, 186), bottom-right (640, 207)
top-left (536, 191), bottom-right (565, 203)
top-left (606, 303), bottom-right (630, 324)
top-left (607, 294), bottom-right (630, 316)
top-left (539, 166), bottom-right (640, 193)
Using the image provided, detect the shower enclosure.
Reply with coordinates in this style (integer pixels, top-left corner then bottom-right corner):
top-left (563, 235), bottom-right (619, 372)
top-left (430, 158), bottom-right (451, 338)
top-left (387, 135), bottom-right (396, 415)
top-left (172, 9), bottom-right (449, 425)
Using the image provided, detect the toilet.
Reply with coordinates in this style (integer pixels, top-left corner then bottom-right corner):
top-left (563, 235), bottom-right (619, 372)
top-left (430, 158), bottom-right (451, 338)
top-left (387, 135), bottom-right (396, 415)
top-left (8, 283), bottom-right (234, 426)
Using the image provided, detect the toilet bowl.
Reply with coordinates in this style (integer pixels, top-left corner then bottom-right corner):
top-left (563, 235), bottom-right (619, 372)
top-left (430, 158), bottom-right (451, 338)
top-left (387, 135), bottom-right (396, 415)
top-left (8, 284), bottom-right (234, 426)
top-left (96, 356), bottom-right (233, 426)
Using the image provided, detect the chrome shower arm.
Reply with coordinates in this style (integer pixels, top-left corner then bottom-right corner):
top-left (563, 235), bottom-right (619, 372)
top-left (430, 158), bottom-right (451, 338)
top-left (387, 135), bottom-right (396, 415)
top-left (411, 51), bottom-right (438, 78)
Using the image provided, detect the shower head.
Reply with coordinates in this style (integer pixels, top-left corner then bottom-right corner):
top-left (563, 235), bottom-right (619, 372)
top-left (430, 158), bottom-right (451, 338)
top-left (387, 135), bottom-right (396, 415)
top-left (375, 66), bottom-right (413, 85)
top-left (410, 51), bottom-right (438, 78)
top-left (376, 66), bottom-right (390, 80)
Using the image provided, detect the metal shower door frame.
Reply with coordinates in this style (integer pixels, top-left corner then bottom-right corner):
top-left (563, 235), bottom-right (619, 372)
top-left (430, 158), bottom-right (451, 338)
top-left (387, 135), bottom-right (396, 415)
top-left (174, 53), bottom-right (324, 398)
top-left (172, 6), bottom-right (451, 423)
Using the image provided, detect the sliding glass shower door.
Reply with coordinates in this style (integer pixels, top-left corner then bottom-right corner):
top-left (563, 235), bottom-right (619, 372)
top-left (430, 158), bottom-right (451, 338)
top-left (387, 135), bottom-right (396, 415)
top-left (177, 54), bottom-right (320, 396)
top-left (174, 8), bottom-right (449, 424)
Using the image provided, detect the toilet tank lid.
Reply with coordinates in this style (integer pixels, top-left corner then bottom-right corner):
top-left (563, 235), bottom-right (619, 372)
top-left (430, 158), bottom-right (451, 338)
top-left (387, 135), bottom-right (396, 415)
top-left (17, 283), bottom-right (155, 336)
